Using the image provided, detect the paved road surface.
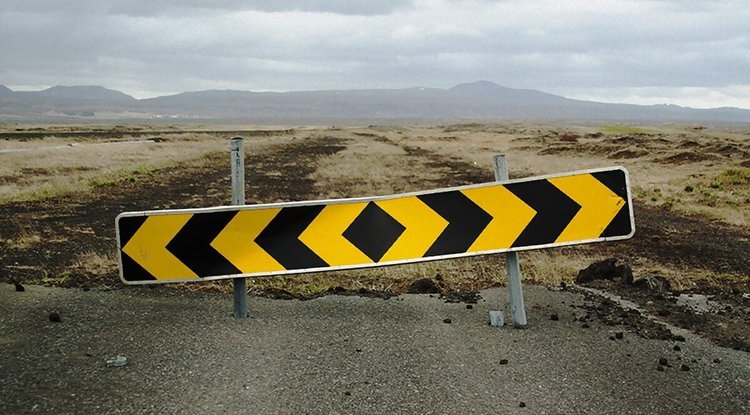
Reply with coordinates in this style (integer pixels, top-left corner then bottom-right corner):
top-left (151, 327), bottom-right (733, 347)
top-left (1, 284), bottom-right (748, 414)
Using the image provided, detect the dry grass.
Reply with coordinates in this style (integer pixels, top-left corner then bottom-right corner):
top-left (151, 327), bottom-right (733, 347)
top-left (73, 250), bottom-right (118, 277)
top-left (3, 122), bottom-right (748, 292)
top-left (310, 131), bottom-right (443, 198)
top-left (396, 123), bottom-right (750, 228)
top-left (0, 130), bottom-right (298, 203)
top-left (6, 232), bottom-right (42, 249)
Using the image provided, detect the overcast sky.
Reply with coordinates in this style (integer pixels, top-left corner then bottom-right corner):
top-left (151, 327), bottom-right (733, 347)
top-left (2, 0), bottom-right (749, 108)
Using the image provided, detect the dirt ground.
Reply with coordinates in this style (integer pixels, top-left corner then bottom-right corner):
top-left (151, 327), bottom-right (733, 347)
top-left (1, 125), bottom-right (749, 354)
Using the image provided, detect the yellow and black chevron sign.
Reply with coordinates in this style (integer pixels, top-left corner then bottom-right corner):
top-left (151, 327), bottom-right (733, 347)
top-left (116, 167), bottom-right (634, 284)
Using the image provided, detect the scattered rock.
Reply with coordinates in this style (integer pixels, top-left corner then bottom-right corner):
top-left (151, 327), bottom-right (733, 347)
top-left (408, 278), bottom-right (441, 294)
top-left (615, 265), bottom-right (634, 285)
top-left (519, 402), bottom-right (526, 408)
top-left (465, 304), bottom-right (473, 310)
top-left (575, 258), bottom-right (618, 284)
top-left (713, 358), bottom-right (721, 364)
top-left (576, 258), bottom-right (633, 284)
top-left (550, 314), bottom-right (559, 321)
top-left (106, 355), bottom-right (127, 367)
top-left (581, 323), bottom-right (590, 329)
top-left (674, 335), bottom-right (686, 342)
top-left (443, 318), bottom-right (452, 324)
top-left (673, 345), bottom-right (681, 352)
top-left (681, 364), bottom-right (690, 372)
top-left (12, 280), bottom-right (26, 292)
top-left (355, 348), bottom-right (362, 353)
top-left (48, 312), bottom-right (61, 323)
top-left (658, 357), bottom-right (669, 366)
top-left (615, 332), bottom-right (624, 339)
top-left (633, 275), bottom-right (671, 293)
top-left (344, 391), bottom-right (351, 396)
top-left (499, 359), bottom-right (509, 365)
top-left (656, 366), bottom-right (665, 372)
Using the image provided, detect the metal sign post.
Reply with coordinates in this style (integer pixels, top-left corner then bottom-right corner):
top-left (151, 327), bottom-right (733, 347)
top-left (493, 155), bottom-right (527, 328)
top-left (230, 137), bottom-right (248, 318)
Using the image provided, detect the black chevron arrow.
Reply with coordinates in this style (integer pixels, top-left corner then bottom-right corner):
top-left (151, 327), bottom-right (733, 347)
top-left (591, 170), bottom-right (633, 238)
top-left (118, 215), bottom-right (148, 247)
top-left (120, 254), bottom-right (156, 282)
top-left (504, 179), bottom-right (581, 247)
top-left (418, 191), bottom-right (493, 257)
top-left (118, 215), bottom-right (156, 281)
top-left (255, 205), bottom-right (328, 270)
top-left (166, 211), bottom-right (241, 277)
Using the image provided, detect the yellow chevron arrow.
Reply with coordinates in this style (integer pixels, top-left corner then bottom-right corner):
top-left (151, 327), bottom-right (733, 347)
top-left (210, 209), bottom-right (285, 273)
top-left (122, 214), bottom-right (199, 281)
top-left (298, 202), bottom-right (372, 266)
top-left (462, 185), bottom-right (537, 252)
top-left (548, 174), bottom-right (626, 243)
top-left (376, 197), bottom-right (448, 262)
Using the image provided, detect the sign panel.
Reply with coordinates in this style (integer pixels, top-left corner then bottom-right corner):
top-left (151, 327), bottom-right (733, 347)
top-left (116, 167), bottom-right (634, 284)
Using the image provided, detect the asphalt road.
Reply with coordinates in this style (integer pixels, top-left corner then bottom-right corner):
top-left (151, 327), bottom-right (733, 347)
top-left (1, 283), bottom-right (748, 414)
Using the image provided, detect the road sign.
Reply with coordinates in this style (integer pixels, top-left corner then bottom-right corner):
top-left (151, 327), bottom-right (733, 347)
top-left (116, 167), bottom-right (634, 284)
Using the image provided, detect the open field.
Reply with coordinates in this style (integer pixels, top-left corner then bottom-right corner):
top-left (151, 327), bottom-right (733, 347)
top-left (1, 122), bottom-right (749, 351)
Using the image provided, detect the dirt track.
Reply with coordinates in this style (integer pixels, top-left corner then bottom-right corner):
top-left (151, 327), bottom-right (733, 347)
top-left (2, 283), bottom-right (749, 415)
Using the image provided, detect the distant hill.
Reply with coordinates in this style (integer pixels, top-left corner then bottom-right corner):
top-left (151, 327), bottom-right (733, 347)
top-left (1, 81), bottom-right (748, 123)
top-left (0, 85), bottom-right (13, 97)
top-left (37, 85), bottom-right (137, 102)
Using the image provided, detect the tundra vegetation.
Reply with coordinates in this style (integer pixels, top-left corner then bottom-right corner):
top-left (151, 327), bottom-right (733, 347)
top-left (1, 122), bottom-right (748, 296)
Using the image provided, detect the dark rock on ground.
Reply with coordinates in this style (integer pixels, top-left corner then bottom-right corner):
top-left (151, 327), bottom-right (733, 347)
top-left (576, 258), bottom-right (633, 284)
top-left (48, 312), bottom-right (61, 323)
top-left (632, 275), bottom-right (671, 293)
top-left (408, 278), bottom-right (441, 294)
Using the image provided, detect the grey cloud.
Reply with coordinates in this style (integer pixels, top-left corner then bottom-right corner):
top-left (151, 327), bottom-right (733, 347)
top-left (3, 0), bottom-right (412, 16)
top-left (1, 0), bottom-right (748, 108)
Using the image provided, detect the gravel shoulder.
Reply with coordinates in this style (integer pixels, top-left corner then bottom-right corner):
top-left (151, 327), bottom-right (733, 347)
top-left (2, 283), bottom-right (748, 414)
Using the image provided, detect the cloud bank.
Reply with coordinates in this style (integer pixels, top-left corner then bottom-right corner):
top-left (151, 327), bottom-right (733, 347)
top-left (1, 0), bottom-right (748, 108)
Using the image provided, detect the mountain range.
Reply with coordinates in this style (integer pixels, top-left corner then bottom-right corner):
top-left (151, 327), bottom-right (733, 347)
top-left (1, 81), bottom-right (748, 123)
